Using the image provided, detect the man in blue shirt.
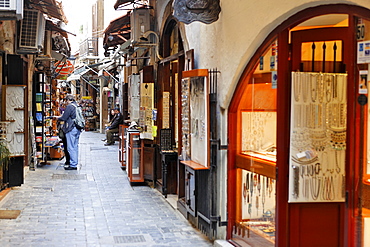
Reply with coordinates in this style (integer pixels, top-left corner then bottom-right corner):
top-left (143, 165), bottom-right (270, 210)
top-left (56, 94), bottom-right (82, 170)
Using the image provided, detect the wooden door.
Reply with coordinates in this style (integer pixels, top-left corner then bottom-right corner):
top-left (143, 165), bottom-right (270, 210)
top-left (289, 27), bottom-right (352, 246)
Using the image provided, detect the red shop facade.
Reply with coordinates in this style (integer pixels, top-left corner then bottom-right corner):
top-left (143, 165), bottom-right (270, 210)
top-left (228, 4), bottom-right (370, 247)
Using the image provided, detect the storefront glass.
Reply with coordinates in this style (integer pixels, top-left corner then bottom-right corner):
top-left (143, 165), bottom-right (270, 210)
top-left (232, 39), bottom-right (277, 247)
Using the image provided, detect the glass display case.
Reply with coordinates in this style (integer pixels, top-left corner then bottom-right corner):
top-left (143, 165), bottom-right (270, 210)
top-left (127, 131), bottom-right (144, 183)
top-left (233, 40), bottom-right (277, 246)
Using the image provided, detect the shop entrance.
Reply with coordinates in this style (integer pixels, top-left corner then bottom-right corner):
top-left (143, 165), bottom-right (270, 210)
top-left (288, 22), bottom-right (350, 247)
top-left (228, 5), bottom-right (370, 247)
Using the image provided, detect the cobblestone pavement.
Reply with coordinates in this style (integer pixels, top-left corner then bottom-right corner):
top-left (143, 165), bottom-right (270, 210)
top-left (0, 131), bottom-right (212, 247)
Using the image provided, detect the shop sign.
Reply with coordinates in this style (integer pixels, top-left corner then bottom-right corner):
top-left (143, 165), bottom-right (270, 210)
top-left (357, 40), bottom-right (370, 64)
top-left (173, 0), bottom-right (221, 24)
top-left (357, 23), bottom-right (365, 41)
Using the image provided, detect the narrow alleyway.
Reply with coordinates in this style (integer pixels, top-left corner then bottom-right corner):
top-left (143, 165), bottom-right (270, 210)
top-left (0, 131), bottom-right (212, 247)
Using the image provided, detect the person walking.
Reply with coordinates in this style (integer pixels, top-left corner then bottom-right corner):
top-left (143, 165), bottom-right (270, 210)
top-left (103, 107), bottom-right (123, 146)
top-left (55, 94), bottom-right (82, 170)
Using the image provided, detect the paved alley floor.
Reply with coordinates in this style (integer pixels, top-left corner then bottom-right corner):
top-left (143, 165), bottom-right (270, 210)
top-left (0, 131), bottom-right (213, 247)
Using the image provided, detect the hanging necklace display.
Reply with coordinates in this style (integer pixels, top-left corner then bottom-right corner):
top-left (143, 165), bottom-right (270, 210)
top-left (290, 72), bottom-right (347, 203)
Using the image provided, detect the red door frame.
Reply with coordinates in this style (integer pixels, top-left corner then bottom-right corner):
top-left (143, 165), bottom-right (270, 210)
top-left (227, 4), bottom-right (370, 246)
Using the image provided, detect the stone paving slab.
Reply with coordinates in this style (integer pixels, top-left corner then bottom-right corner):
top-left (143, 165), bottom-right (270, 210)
top-left (0, 131), bottom-right (212, 247)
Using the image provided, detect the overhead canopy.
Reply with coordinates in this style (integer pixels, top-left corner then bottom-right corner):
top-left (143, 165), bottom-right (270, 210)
top-left (103, 13), bottom-right (131, 50)
top-left (29, 0), bottom-right (67, 23)
top-left (66, 67), bottom-right (92, 82)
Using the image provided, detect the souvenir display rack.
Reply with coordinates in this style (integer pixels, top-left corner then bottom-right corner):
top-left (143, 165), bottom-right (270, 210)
top-left (34, 73), bottom-right (62, 163)
top-left (80, 98), bottom-right (96, 131)
top-left (288, 72), bottom-right (347, 203)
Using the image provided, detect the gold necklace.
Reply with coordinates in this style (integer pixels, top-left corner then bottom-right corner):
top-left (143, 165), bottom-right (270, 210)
top-left (310, 73), bottom-right (318, 102)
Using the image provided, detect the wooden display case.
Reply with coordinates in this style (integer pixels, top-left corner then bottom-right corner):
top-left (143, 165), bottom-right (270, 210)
top-left (127, 131), bottom-right (144, 183)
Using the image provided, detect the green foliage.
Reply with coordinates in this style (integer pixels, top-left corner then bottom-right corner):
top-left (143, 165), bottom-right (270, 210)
top-left (0, 141), bottom-right (10, 169)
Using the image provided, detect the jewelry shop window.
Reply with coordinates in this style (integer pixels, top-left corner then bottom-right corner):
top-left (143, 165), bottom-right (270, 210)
top-left (288, 72), bottom-right (347, 203)
top-left (233, 40), bottom-right (277, 246)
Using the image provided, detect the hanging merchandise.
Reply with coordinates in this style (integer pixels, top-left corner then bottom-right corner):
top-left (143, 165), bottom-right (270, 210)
top-left (289, 72), bottom-right (347, 203)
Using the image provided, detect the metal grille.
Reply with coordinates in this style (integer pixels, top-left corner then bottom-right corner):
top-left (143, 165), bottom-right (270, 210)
top-left (113, 235), bottom-right (146, 244)
top-left (19, 10), bottom-right (39, 48)
top-left (0, 0), bottom-right (10, 8)
top-left (52, 174), bottom-right (86, 180)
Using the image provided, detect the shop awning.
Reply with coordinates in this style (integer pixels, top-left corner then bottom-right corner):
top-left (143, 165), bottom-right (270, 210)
top-left (46, 21), bottom-right (76, 38)
top-left (103, 14), bottom-right (131, 49)
top-left (30, 0), bottom-right (67, 23)
top-left (54, 60), bottom-right (74, 78)
top-left (66, 67), bottom-right (92, 82)
top-left (96, 61), bottom-right (119, 83)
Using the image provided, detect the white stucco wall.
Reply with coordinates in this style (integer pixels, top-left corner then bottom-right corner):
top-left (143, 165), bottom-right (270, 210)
top-left (181, 0), bottom-right (370, 109)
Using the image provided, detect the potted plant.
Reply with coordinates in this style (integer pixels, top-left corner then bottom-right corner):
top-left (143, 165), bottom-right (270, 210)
top-left (0, 140), bottom-right (10, 190)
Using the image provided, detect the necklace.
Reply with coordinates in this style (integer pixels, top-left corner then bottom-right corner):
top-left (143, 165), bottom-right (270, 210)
top-left (336, 74), bottom-right (346, 103)
top-left (246, 174), bottom-right (250, 203)
top-left (310, 73), bottom-right (318, 102)
top-left (261, 176), bottom-right (266, 214)
top-left (318, 73), bottom-right (324, 103)
top-left (335, 150), bottom-right (342, 173)
top-left (302, 73), bottom-right (309, 103)
top-left (310, 176), bottom-right (321, 200)
top-left (325, 74), bottom-right (333, 103)
top-left (293, 72), bottom-right (301, 102)
top-left (292, 165), bottom-right (300, 199)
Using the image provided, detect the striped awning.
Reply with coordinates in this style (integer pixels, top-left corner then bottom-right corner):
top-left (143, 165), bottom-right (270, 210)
top-left (54, 60), bottom-right (74, 78)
